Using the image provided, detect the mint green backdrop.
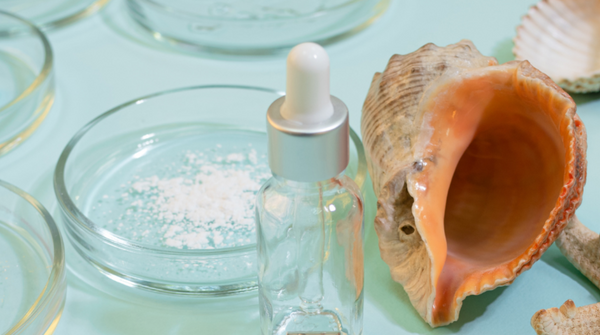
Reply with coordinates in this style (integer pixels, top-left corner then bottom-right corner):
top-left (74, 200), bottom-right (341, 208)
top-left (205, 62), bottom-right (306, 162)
top-left (3, 0), bottom-right (600, 334)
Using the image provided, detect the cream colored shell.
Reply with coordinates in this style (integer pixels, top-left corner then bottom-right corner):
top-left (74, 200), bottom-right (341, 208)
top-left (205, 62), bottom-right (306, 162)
top-left (513, 0), bottom-right (600, 93)
top-left (532, 299), bottom-right (600, 335)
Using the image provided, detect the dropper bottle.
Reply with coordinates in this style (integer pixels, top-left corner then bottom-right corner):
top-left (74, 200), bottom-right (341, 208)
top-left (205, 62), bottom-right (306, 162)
top-left (255, 43), bottom-right (364, 335)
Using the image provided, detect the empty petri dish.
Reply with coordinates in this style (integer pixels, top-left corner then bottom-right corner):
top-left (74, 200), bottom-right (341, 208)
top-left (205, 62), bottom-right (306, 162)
top-left (0, 180), bottom-right (66, 335)
top-left (0, 11), bottom-right (54, 157)
top-left (54, 85), bottom-right (368, 296)
top-left (0, 0), bottom-right (110, 30)
top-left (126, 0), bottom-right (389, 55)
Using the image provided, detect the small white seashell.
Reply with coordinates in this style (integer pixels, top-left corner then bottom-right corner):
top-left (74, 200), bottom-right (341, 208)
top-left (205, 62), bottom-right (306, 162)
top-left (513, 0), bottom-right (600, 93)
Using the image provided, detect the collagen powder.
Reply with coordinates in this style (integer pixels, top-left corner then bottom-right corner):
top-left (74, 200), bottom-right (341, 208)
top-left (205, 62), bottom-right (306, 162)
top-left (91, 144), bottom-right (270, 250)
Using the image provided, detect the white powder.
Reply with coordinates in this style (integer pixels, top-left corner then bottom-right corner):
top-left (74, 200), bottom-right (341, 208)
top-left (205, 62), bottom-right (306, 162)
top-left (226, 153), bottom-right (245, 162)
top-left (248, 149), bottom-right (258, 165)
top-left (106, 147), bottom-right (270, 250)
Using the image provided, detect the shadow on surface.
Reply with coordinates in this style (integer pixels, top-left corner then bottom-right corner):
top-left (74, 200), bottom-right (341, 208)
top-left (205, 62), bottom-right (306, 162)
top-left (541, 244), bottom-right (600, 301)
top-left (572, 91), bottom-right (600, 106)
top-left (446, 287), bottom-right (506, 332)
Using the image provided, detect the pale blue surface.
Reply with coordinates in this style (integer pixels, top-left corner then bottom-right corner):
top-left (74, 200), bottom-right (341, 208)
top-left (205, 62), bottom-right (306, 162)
top-left (2, 0), bottom-right (600, 334)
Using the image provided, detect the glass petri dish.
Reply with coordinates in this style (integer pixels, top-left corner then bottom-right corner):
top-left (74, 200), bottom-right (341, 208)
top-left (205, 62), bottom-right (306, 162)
top-left (126, 0), bottom-right (389, 56)
top-left (0, 0), bottom-right (110, 30)
top-left (54, 85), bottom-right (368, 296)
top-left (0, 180), bottom-right (66, 335)
top-left (0, 11), bottom-right (54, 157)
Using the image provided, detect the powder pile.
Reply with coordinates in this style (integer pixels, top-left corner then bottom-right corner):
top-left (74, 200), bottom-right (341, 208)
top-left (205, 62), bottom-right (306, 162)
top-left (98, 146), bottom-right (270, 249)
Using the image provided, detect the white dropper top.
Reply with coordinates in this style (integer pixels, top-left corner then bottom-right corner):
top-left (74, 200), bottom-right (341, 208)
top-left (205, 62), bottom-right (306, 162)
top-left (267, 42), bottom-right (349, 182)
top-left (280, 43), bottom-right (334, 124)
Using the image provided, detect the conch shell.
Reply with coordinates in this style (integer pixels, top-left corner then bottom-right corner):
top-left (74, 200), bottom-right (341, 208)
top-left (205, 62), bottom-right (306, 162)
top-left (531, 216), bottom-right (600, 334)
top-left (361, 40), bottom-right (587, 327)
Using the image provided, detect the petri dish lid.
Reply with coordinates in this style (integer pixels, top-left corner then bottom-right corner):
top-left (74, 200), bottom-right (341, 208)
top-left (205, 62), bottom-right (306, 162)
top-left (0, 0), bottom-right (110, 30)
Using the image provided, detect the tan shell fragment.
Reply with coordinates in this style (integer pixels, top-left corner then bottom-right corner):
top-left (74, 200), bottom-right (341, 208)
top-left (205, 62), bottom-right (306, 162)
top-left (557, 216), bottom-right (600, 288)
top-left (361, 40), bottom-right (587, 327)
top-left (532, 299), bottom-right (600, 335)
top-left (531, 216), bottom-right (600, 334)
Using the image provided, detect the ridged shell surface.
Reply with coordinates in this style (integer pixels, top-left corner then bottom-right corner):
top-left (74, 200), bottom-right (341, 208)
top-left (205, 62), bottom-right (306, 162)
top-left (362, 40), bottom-right (587, 327)
top-left (513, 0), bottom-right (600, 93)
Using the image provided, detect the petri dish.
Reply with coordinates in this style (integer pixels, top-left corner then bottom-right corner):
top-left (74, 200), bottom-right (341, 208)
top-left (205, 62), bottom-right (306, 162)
top-left (0, 180), bottom-right (66, 335)
top-left (126, 0), bottom-right (389, 56)
top-left (0, 11), bottom-right (54, 157)
top-left (54, 85), bottom-right (368, 296)
top-left (0, 0), bottom-right (111, 30)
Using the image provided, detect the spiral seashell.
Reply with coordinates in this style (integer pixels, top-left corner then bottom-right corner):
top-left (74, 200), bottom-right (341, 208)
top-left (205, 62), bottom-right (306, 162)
top-left (361, 40), bottom-right (587, 327)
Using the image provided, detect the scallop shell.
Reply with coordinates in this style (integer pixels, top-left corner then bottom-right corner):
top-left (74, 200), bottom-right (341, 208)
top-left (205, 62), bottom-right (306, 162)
top-left (361, 40), bottom-right (587, 327)
top-left (513, 0), bottom-right (600, 93)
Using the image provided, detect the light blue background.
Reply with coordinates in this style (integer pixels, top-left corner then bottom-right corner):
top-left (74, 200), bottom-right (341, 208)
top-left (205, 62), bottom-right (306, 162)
top-left (2, 0), bottom-right (600, 333)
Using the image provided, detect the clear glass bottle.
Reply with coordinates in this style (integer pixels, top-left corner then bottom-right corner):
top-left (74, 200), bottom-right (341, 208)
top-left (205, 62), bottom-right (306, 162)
top-left (256, 42), bottom-right (364, 335)
top-left (256, 173), bottom-right (364, 334)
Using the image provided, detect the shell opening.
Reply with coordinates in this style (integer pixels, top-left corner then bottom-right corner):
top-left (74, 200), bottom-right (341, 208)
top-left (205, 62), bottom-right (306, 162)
top-left (407, 64), bottom-right (571, 324)
top-left (443, 91), bottom-right (565, 266)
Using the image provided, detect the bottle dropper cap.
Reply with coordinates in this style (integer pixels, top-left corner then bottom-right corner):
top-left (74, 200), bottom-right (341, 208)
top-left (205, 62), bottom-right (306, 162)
top-left (267, 43), bottom-right (349, 182)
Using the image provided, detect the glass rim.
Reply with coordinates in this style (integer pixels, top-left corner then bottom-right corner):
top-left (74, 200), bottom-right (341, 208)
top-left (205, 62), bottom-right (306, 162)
top-left (0, 10), bottom-right (53, 115)
top-left (37, 0), bottom-right (111, 31)
top-left (128, 0), bottom-right (390, 56)
top-left (54, 84), bottom-right (367, 256)
top-left (135, 0), bottom-right (374, 22)
top-left (0, 179), bottom-right (65, 334)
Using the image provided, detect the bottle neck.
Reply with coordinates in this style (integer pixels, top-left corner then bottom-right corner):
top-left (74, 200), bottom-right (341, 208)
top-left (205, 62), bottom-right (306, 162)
top-left (272, 172), bottom-right (344, 191)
